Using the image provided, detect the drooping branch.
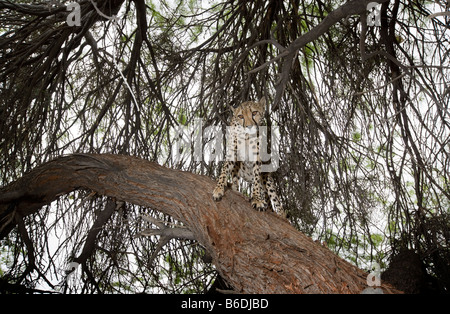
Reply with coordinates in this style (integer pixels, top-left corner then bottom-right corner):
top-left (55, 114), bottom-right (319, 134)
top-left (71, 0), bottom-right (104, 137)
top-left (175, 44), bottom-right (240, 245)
top-left (137, 214), bottom-right (195, 240)
top-left (136, 213), bottom-right (196, 265)
top-left (74, 197), bottom-right (116, 265)
top-left (0, 153), bottom-right (401, 293)
top-left (248, 0), bottom-right (390, 109)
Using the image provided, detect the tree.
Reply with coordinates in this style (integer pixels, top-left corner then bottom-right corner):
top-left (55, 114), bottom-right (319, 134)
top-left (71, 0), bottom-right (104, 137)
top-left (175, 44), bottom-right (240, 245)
top-left (1, 0), bottom-right (449, 293)
top-left (0, 153), bottom-right (401, 293)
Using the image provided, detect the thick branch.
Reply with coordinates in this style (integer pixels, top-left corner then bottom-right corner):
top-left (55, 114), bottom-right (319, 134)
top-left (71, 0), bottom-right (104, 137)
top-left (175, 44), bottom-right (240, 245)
top-left (0, 153), bottom-right (401, 293)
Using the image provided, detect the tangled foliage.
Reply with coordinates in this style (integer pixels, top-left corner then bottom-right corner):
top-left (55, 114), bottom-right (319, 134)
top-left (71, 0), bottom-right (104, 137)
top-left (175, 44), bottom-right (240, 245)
top-left (0, 0), bottom-right (449, 293)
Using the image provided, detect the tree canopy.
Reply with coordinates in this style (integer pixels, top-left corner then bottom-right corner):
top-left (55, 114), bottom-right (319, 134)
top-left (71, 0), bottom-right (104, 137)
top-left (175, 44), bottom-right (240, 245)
top-left (0, 0), bottom-right (449, 293)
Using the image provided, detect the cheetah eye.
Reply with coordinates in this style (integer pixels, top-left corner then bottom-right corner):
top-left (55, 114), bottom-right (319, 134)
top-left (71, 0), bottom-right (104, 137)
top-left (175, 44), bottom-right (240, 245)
top-left (252, 111), bottom-right (259, 116)
top-left (238, 114), bottom-right (244, 119)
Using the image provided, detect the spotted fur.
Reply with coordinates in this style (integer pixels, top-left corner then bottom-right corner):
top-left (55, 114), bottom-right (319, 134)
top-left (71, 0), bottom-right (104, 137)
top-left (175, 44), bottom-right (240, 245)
top-left (212, 97), bottom-right (284, 215)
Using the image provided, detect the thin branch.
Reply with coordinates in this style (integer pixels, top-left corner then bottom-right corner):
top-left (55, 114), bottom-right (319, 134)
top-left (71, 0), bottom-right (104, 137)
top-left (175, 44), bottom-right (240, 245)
top-left (137, 214), bottom-right (195, 240)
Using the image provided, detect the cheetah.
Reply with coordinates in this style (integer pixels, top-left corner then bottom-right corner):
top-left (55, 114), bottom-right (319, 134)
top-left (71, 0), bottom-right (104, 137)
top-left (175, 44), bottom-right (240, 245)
top-left (212, 97), bottom-right (284, 215)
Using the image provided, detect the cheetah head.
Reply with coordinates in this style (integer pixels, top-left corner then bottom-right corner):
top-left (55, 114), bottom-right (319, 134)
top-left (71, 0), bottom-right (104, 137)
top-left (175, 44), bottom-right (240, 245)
top-left (232, 97), bottom-right (266, 128)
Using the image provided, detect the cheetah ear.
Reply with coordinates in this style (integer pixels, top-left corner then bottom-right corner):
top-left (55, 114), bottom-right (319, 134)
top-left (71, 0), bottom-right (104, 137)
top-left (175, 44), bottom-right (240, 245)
top-left (259, 97), bottom-right (266, 106)
top-left (258, 97), bottom-right (266, 111)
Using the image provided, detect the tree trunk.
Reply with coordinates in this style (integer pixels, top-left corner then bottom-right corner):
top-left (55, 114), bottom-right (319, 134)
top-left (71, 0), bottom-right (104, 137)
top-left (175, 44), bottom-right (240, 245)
top-left (0, 154), bottom-right (400, 293)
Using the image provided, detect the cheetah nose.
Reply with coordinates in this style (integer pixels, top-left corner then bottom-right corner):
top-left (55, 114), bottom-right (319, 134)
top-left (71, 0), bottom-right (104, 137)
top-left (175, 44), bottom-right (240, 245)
top-left (245, 126), bottom-right (257, 133)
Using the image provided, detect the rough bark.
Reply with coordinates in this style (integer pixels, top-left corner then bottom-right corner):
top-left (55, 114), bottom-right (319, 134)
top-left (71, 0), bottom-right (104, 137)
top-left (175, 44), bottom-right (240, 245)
top-left (0, 153), bottom-right (400, 293)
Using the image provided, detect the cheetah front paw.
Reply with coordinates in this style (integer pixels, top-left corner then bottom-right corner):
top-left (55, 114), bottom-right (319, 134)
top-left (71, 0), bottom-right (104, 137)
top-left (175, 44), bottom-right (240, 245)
top-left (251, 199), bottom-right (267, 211)
top-left (212, 186), bottom-right (224, 201)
